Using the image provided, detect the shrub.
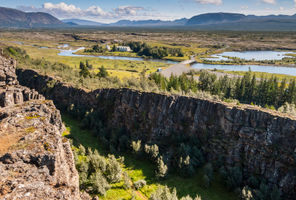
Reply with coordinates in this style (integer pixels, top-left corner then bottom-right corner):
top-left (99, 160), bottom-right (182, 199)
top-left (131, 140), bottom-right (142, 155)
top-left (88, 149), bottom-right (107, 173)
top-left (88, 171), bottom-right (110, 195)
top-left (97, 66), bottom-right (109, 78)
top-left (241, 186), bottom-right (253, 200)
top-left (144, 144), bottom-right (159, 160)
top-left (149, 186), bottom-right (178, 200)
top-left (78, 144), bottom-right (86, 156)
top-left (134, 180), bottom-right (147, 190)
top-left (105, 154), bottom-right (122, 183)
top-left (123, 171), bottom-right (132, 189)
top-left (155, 156), bottom-right (168, 179)
top-left (178, 156), bottom-right (195, 177)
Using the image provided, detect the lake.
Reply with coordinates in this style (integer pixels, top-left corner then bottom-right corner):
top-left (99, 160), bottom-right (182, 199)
top-left (58, 47), bottom-right (296, 76)
top-left (205, 51), bottom-right (293, 61)
top-left (192, 63), bottom-right (296, 76)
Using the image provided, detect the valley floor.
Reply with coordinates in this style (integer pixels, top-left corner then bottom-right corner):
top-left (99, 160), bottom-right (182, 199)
top-left (62, 114), bottom-right (238, 200)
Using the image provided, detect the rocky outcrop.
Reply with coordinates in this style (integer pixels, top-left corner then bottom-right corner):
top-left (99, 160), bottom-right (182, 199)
top-left (0, 55), bottom-right (85, 199)
top-left (17, 68), bottom-right (296, 199)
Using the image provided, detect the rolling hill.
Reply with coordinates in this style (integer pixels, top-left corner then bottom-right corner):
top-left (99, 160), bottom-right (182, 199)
top-left (62, 19), bottom-right (105, 26)
top-left (0, 7), bottom-right (63, 28)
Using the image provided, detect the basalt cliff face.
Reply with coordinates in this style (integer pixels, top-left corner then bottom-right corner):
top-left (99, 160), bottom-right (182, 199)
top-left (17, 68), bottom-right (296, 199)
top-left (0, 55), bottom-right (87, 199)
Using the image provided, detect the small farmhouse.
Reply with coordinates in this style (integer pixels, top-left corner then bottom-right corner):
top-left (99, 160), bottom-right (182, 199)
top-left (117, 46), bottom-right (132, 52)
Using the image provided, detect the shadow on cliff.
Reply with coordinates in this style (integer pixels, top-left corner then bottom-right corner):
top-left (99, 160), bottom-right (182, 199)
top-left (61, 113), bottom-right (236, 200)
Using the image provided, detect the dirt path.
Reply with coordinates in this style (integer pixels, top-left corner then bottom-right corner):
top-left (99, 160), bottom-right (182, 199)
top-left (135, 190), bottom-right (148, 200)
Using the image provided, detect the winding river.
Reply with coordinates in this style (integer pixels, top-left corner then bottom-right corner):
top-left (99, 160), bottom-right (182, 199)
top-left (58, 47), bottom-right (179, 64)
top-left (58, 47), bottom-right (296, 76)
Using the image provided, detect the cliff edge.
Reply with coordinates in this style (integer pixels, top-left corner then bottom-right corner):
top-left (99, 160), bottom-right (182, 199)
top-left (0, 54), bottom-right (86, 199)
top-left (16, 67), bottom-right (296, 199)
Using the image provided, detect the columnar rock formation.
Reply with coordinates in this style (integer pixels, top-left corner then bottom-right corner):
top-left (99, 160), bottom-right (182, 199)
top-left (17, 68), bottom-right (296, 199)
top-left (0, 55), bottom-right (85, 199)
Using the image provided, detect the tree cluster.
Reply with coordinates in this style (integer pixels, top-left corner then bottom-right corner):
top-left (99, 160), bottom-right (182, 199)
top-left (84, 45), bottom-right (106, 53)
top-left (126, 41), bottom-right (184, 59)
top-left (74, 145), bottom-right (123, 196)
top-left (150, 70), bottom-right (296, 109)
top-left (149, 186), bottom-right (202, 200)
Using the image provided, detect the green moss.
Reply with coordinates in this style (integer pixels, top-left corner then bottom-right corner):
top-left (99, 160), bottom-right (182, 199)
top-left (25, 126), bottom-right (36, 133)
top-left (25, 113), bottom-right (41, 120)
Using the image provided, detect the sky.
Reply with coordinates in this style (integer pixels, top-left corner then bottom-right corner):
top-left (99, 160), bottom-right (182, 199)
top-left (0, 0), bottom-right (296, 23)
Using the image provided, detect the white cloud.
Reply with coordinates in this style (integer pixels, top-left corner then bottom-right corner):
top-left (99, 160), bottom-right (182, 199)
top-left (195, 0), bottom-right (222, 5)
top-left (18, 2), bottom-right (144, 19)
top-left (113, 6), bottom-right (144, 16)
top-left (261, 0), bottom-right (276, 4)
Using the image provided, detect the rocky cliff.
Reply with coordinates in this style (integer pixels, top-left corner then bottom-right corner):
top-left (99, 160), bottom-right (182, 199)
top-left (0, 55), bottom-right (86, 199)
top-left (17, 68), bottom-right (296, 199)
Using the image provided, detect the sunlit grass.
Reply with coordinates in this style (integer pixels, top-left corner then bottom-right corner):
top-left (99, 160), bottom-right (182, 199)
top-left (0, 41), bottom-right (169, 80)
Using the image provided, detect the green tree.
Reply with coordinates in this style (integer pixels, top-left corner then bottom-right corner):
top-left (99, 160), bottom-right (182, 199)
top-left (105, 155), bottom-right (122, 183)
top-left (97, 66), bottom-right (109, 78)
top-left (123, 171), bottom-right (132, 189)
top-left (86, 60), bottom-right (93, 70)
top-left (149, 186), bottom-right (178, 200)
top-left (89, 171), bottom-right (110, 195)
top-left (155, 156), bottom-right (168, 179)
top-left (79, 62), bottom-right (91, 78)
top-left (131, 140), bottom-right (142, 155)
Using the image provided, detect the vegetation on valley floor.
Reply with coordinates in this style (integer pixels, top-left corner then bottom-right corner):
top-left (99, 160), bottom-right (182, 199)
top-left (62, 114), bottom-right (238, 200)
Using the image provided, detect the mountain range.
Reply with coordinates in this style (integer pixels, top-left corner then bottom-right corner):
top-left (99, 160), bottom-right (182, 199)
top-left (61, 19), bottom-right (106, 26)
top-left (1, 6), bottom-right (296, 30)
top-left (0, 7), bottom-right (63, 28)
top-left (64, 12), bottom-right (296, 30)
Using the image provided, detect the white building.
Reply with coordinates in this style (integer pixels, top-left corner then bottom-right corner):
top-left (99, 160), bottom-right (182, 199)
top-left (106, 45), bottom-right (111, 51)
top-left (117, 46), bottom-right (131, 52)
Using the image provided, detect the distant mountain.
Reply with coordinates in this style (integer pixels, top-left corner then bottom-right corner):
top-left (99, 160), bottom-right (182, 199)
top-left (64, 22), bottom-right (78, 26)
top-left (110, 18), bottom-right (188, 26)
top-left (62, 19), bottom-right (105, 26)
top-left (0, 7), bottom-right (63, 28)
top-left (186, 13), bottom-right (246, 25)
top-left (1, 6), bottom-right (296, 30)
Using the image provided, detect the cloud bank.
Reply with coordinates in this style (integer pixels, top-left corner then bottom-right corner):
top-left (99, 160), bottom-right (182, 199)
top-left (261, 0), bottom-right (276, 4)
top-left (195, 0), bottom-right (223, 5)
top-left (18, 2), bottom-right (145, 19)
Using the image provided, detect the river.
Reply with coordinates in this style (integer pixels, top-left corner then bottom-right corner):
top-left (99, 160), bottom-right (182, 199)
top-left (58, 47), bottom-right (296, 76)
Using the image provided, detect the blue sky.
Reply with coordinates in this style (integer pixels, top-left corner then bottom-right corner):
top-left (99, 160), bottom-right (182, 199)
top-left (1, 0), bottom-right (295, 22)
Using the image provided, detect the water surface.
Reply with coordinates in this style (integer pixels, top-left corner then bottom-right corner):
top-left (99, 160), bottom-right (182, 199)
top-left (58, 47), bottom-right (178, 64)
top-left (205, 51), bottom-right (293, 61)
top-left (192, 63), bottom-right (296, 76)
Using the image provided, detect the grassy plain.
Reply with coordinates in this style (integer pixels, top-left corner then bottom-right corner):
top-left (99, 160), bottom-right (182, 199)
top-left (62, 114), bottom-right (237, 200)
top-left (1, 30), bottom-right (296, 80)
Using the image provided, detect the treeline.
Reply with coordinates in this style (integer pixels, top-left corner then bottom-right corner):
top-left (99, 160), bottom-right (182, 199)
top-left (125, 41), bottom-right (184, 59)
top-left (84, 45), bottom-right (107, 53)
top-left (150, 71), bottom-right (296, 109)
